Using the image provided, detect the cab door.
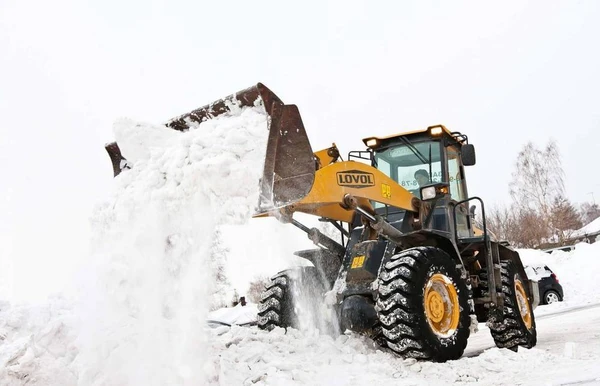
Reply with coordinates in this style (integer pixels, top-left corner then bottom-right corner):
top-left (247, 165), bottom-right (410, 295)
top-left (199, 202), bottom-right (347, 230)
top-left (446, 146), bottom-right (471, 238)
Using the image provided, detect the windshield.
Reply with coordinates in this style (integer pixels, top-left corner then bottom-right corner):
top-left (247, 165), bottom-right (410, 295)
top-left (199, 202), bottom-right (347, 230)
top-left (374, 140), bottom-right (442, 199)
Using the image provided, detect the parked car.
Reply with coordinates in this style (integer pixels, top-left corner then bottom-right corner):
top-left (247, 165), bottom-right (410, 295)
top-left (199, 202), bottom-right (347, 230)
top-left (526, 263), bottom-right (564, 305)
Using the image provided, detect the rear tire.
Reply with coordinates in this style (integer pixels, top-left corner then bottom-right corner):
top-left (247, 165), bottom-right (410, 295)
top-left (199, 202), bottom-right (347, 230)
top-left (376, 247), bottom-right (471, 362)
top-left (486, 261), bottom-right (537, 350)
top-left (257, 267), bottom-right (329, 331)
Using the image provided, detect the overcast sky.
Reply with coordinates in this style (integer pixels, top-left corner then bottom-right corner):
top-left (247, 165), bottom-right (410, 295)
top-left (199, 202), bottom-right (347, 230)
top-left (1, 0), bottom-right (599, 300)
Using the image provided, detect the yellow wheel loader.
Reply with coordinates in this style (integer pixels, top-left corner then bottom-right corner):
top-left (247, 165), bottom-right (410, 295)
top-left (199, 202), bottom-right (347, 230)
top-left (105, 83), bottom-right (538, 362)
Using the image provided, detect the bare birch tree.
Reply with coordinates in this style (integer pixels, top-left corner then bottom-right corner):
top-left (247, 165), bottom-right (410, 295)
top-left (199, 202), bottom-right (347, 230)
top-left (508, 139), bottom-right (565, 245)
top-left (487, 205), bottom-right (519, 244)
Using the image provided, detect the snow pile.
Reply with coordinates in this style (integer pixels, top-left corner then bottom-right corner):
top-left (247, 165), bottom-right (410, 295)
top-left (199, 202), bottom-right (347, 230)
top-left (519, 241), bottom-right (600, 312)
top-left (73, 105), bottom-right (271, 385)
top-left (524, 264), bottom-right (552, 281)
top-left (0, 102), bottom-right (308, 385)
top-left (0, 298), bottom-right (78, 385)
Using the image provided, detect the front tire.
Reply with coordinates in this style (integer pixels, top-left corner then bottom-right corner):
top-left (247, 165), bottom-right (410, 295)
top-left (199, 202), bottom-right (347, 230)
top-left (376, 247), bottom-right (471, 362)
top-left (257, 267), bottom-right (329, 331)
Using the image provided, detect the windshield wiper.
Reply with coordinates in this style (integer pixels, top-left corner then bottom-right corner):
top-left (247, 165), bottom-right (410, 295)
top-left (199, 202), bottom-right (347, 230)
top-left (399, 137), bottom-right (429, 165)
top-left (428, 144), bottom-right (432, 183)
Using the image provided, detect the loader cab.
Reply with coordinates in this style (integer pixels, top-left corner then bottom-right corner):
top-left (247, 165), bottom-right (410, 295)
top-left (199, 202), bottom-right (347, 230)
top-left (363, 125), bottom-right (475, 238)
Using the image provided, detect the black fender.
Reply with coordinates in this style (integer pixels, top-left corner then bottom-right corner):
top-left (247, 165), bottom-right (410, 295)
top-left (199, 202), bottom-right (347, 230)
top-left (397, 230), bottom-right (464, 267)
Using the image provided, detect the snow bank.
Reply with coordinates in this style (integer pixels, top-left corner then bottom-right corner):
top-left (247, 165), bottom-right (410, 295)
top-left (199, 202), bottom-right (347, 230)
top-left (519, 242), bottom-right (600, 313)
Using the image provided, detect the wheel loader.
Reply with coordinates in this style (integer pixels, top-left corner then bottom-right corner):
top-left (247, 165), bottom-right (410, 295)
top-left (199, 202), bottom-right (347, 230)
top-left (105, 83), bottom-right (539, 362)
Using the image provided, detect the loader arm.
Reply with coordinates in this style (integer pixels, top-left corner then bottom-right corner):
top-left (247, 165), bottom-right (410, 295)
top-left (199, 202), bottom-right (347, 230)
top-left (258, 159), bottom-right (419, 223)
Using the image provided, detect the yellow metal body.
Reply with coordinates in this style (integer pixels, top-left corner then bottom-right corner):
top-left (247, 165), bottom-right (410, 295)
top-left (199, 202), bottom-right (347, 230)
top-left (282, 159), bottom-right (418, 223)
top-left (314, 144), bottom-right (339, 167)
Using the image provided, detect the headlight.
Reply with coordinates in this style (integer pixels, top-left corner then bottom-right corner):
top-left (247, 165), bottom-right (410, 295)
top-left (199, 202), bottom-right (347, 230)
top-left (420, 183), bottom-right (450, 201)
top-left (421, 186), bottom-right (436, 200)
top-left (365, 138), bottom-right (378, 147)
top-left (430, 127), bottom-right (443, 136)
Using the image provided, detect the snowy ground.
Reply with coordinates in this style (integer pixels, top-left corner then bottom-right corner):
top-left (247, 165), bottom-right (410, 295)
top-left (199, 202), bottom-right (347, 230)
top-left (1, 296), bottom-right (599, 385)
top-left (204, 304), bottom-right (600, 386)
top-left (1, 100), bottom-right (600, 385)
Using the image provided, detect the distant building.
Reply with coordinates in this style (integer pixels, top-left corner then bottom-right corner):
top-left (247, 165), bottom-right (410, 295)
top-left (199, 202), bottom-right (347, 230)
top-left (567, 217), bottom-right (600, 245)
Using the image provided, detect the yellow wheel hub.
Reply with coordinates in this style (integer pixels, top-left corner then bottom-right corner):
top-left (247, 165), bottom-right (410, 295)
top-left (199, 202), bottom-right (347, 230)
top-left (424, 273), bottom-right (460, 337)
top-left (515, 279), bottom-right (533, 330)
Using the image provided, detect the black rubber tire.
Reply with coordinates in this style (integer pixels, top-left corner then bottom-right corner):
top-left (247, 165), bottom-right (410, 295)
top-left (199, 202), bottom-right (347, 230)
top-left (485, 261), bottom-right (537, 350)
top-left (257, 266), bottom-right (329, 331)
top-left (543, 290), bottom-right (561, 305)
top-left (370, 321), bottom-right (387, 347)
top-left (376, 247), bottom-right (471, 362)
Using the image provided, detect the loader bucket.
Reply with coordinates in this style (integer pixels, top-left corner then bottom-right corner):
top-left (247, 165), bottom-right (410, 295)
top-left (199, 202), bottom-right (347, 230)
top-left (105, 83), bottom-right (316, 211)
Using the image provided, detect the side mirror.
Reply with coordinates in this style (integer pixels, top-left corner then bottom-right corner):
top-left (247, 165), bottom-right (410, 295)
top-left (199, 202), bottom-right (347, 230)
top-left (462, 144), bottom-right (476, 166)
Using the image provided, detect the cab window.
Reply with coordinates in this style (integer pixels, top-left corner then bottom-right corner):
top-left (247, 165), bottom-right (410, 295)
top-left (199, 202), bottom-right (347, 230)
top-left (447, 147), bottom-right (465, 202)
top-left (374, 140), bottom-right (442, 200)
